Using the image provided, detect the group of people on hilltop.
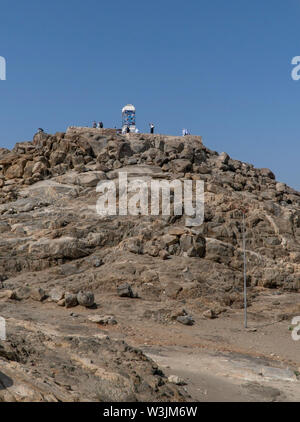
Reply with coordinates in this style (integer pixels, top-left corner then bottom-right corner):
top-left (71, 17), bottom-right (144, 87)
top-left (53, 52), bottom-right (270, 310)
top-left (91, 121), bottom-right (190, 136)
top-left (121, 126), bottom-right (132, 134)
top-left (123, 123), bottom-right (154, 134)
top-left (93, 121), bottom-right (155, 134)
top-left (92, 121), bottom-right (103, 129)
top-left (121, 126), bottom-right (143, 134)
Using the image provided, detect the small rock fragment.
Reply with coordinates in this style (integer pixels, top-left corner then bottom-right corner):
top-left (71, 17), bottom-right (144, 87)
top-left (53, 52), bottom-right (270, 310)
top-left (168, 375), bottom-right (187, 386)
top-left (0, 341), bottom-right (19, 361)
top-left (177, 315), bottom-right (195, 326)
top-left (30, 287), bottom-right (47, 302)
top-left (159, 250), bottom-right (169, 260)
top-left (57, 298), bottom-right (66, 307)
top-left (117, 283), bottom-right (134, 298)
top-left (0, 290), bottom-right (14, 300)
top-left (94, 258), bottom-right (103, 268)
top-left (88, 315), bottom-right (104, 323)
top-left (88, 315), bottom-right (117, 326)
top-left (203, 309), bottom-right (216, 319)
top-left (93, 333), bottom-right (110, 340)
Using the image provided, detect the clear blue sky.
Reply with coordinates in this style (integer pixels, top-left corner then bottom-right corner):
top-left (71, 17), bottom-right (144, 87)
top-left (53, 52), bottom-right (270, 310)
top-left (0, 0), bottom-right (299, 189)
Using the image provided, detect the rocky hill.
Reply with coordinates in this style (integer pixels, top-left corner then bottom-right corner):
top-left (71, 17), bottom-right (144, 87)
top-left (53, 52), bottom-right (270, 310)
top-left (0, 127), bottom-right (300, 401)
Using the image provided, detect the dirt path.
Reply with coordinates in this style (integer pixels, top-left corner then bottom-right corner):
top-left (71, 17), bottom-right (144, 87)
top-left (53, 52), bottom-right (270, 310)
top-left (143, 346), bottom-right (300, 402)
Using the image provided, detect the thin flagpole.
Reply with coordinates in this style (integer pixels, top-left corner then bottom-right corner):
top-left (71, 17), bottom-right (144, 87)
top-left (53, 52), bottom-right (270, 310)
top-left (242, 211), bottom-right (247, 328)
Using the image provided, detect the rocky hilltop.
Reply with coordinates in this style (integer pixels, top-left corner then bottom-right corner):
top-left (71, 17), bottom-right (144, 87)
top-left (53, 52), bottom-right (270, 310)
top-left (0, 127), bottom-right (300, 402)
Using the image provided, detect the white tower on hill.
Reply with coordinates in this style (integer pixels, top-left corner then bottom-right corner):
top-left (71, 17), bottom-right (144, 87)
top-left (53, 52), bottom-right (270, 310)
top-left (122, 104), bottom-right (136, 133)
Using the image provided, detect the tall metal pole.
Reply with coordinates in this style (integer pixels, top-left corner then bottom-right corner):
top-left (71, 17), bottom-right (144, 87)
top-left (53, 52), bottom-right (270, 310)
top-left (242, 211), bottom-right (247, 329)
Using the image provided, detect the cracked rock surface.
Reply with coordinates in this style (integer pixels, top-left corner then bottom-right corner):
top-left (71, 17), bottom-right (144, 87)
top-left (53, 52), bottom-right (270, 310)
top-left (0, 127), bottom-right (300, 401)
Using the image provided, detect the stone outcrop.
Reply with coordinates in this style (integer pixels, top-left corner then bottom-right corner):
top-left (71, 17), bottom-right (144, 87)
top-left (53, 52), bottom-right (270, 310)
top-left (0, 126), bottom-right (299, 401)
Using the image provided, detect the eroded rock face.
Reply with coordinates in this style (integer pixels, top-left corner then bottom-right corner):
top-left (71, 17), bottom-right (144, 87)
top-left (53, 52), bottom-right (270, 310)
top-left (0, 332), bottom-right (184, 402)
top-left (0, 127), bottom-right (299, 401)
top-left (0, 128), bottom-right (299, 292)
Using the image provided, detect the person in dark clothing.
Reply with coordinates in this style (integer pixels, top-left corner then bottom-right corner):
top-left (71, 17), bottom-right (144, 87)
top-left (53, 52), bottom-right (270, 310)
top-left (149, 123), bottom-right (155, 134)
top-left (126, 126), bottom-right (130, 133)
top-left (100, 121), bottom-right (104, 129)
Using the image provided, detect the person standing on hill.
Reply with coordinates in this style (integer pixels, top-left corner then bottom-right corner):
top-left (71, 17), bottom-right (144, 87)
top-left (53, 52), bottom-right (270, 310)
top-left (92, 121), bottom-right (97, 128)
top-left (149, 123), bottom-right (155, 134)
top-left (100, 121), bottom-right (104, 129)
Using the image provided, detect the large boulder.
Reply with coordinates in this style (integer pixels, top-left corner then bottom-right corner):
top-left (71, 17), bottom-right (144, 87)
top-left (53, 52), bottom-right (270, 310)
top-left (49, 150), bottom-right (66, 166)
top-left (77, 291), bottom-right (95, 307)
top-left (65, 293), bottom-right (78, 308)
top-left (179, 233), bottom-right (206, 257)
top-left (260, 168), bottom-right (275, 179)
top-left (5, 163), bottom-right (24, 179)
top-left (28, 237), bottom-right (89, 259)
top-left (76, 171), bottom-right (107, 187)
top-left (49, 288), bottom-right (65, 303)
top-left (171, 159), bottom-right (192, 173)
top-left (204, 238), bottom-right (234, 263)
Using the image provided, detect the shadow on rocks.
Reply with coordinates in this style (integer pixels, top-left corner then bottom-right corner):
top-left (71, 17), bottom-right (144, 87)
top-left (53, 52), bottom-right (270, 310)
top-left (0, 372), bottom-right (13, 390)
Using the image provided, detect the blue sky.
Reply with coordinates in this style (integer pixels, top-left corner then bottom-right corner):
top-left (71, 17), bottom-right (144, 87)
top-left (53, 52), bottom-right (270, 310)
top-left (0, 0), bottom-right (299, 189)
